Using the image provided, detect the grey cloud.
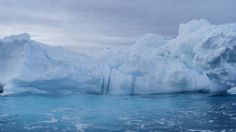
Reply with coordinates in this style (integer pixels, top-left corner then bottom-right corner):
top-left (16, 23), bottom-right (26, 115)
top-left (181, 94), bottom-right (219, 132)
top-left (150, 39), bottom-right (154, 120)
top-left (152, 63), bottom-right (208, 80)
top-left (0, 0), bottom-right (236, 47)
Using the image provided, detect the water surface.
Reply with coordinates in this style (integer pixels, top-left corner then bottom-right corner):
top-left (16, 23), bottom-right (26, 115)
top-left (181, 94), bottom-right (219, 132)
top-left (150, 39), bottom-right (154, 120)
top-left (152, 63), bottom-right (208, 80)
top-left (0, 93), bottom-right (236, 131)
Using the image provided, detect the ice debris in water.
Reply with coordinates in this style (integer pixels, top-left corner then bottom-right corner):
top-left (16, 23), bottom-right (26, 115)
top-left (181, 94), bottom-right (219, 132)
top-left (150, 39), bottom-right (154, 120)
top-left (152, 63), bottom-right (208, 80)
top-left (1, 19), bottom-right (236, 95)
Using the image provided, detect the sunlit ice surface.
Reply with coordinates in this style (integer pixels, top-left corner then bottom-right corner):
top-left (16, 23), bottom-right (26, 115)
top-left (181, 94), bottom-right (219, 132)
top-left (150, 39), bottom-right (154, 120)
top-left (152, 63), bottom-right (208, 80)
top-left (1, 93), bottom-right (236, 131)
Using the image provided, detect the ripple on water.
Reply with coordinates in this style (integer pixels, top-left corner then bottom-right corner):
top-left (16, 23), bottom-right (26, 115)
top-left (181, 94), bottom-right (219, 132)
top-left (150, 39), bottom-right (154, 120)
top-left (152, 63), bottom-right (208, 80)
top-left (0, 94), bottom-right (236, 131)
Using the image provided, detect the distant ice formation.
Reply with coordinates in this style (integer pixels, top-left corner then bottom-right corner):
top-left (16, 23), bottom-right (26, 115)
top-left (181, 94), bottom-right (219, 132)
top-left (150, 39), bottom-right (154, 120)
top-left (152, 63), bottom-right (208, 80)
top-left (1, 19), bottom-right (236, 95)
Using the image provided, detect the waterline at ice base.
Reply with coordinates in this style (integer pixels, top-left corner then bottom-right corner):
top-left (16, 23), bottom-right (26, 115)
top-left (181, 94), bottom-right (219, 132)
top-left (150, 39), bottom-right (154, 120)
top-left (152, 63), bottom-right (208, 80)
top-left (1, 19), bottom-right (236, 95)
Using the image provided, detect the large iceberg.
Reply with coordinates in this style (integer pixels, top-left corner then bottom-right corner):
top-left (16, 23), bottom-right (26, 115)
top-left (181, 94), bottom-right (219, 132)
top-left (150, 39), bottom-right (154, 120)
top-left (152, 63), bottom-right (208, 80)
top-left (1, 19), bottom-right (236, 95)
top-left (0, 33), bottom-right (108, 95)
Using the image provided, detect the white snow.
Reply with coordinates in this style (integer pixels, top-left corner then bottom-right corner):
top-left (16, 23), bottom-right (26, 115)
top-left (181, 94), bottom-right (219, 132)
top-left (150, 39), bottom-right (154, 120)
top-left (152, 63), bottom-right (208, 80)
top-left (1, 19), bottom-right (236, 95)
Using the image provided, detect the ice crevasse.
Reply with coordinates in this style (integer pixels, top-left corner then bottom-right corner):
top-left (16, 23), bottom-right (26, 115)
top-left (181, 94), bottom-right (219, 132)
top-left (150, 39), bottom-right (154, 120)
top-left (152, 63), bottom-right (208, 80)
top-left (1, 19), bottom-right (236, 95)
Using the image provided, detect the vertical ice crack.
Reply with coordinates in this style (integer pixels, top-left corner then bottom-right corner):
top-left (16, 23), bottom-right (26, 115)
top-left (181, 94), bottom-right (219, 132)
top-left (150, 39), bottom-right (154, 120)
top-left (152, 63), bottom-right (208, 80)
top-left (0, 84), bottom-right (3, 93)
top-left (101, 66), bottom-right (112, 94)
top-left (130, 76), bottom-right (136, 95)
top-left (101, 77), bottom-right (105, 94)
top-left (106, 69), bottom-right (111, 94)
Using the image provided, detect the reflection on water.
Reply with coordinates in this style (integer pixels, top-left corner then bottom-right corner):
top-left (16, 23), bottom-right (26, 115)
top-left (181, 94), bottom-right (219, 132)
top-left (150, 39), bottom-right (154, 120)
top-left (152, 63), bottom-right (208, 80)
top-left (0, 93), bottom-right (236, 131)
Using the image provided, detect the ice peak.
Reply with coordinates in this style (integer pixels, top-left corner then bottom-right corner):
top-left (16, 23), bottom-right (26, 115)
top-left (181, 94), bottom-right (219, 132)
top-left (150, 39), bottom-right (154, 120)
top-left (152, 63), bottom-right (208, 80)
top-left (178, 19), bottom-right (211, 35)
top-left (2, 33), bottom-right (31, 43)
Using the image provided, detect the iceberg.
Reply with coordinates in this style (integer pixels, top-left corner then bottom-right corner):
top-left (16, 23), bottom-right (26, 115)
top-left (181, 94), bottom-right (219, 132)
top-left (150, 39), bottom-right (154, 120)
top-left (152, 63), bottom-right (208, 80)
top-left (0, 33), bottom-right (108, 95)
top-left (103, 19), bottom-right (236, 94)
top-left (1, 19), bottom-right (236, 95)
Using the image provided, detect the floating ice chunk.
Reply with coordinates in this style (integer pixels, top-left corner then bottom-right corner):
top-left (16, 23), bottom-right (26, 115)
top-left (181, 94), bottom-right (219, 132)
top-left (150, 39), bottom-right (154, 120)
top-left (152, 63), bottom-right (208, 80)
top-left (1, 19), bottom-right (236, 95)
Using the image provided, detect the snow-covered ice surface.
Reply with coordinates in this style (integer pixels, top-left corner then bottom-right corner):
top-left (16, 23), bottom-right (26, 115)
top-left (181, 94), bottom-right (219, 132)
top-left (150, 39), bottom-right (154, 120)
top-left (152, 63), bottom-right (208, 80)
top-left (1, 19), bottom-right (236, 95)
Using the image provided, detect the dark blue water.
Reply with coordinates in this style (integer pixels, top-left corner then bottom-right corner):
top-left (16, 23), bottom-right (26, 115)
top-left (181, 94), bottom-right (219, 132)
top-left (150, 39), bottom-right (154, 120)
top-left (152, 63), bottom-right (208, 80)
top-left (0, 93), bottom-right (236, 132)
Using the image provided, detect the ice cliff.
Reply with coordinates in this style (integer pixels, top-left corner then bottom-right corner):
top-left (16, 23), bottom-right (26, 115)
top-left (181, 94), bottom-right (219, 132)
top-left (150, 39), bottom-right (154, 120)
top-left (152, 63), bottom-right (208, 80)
top-left (0, 33), bottom-right (108, 95)
top-left (1, 19), bottom-right (236, 95)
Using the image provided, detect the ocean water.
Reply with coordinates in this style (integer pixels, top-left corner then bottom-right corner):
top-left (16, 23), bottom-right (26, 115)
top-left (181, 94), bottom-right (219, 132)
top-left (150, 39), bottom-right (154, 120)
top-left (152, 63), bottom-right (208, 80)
top-left (0, 93), bottom-right (236, 132)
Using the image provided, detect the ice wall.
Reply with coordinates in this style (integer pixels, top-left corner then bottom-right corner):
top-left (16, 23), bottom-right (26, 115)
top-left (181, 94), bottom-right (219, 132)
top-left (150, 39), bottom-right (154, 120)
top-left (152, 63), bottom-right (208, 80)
top-left (104, 19), bottom-right (236, 94)
top-left (1, 19), bottom-right (236, 95)
top-left (0, 34), bottom-right (108, 95)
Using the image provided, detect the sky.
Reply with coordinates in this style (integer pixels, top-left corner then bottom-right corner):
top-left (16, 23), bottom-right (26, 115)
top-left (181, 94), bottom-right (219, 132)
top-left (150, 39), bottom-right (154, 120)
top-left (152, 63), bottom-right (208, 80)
top-left (0, 0), bottom-right (236, 48)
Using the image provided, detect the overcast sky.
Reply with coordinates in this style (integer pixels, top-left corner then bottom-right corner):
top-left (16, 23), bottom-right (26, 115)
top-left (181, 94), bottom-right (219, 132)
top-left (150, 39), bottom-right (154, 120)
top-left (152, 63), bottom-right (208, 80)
top-left (0, 0), bottom-right (236, 47)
